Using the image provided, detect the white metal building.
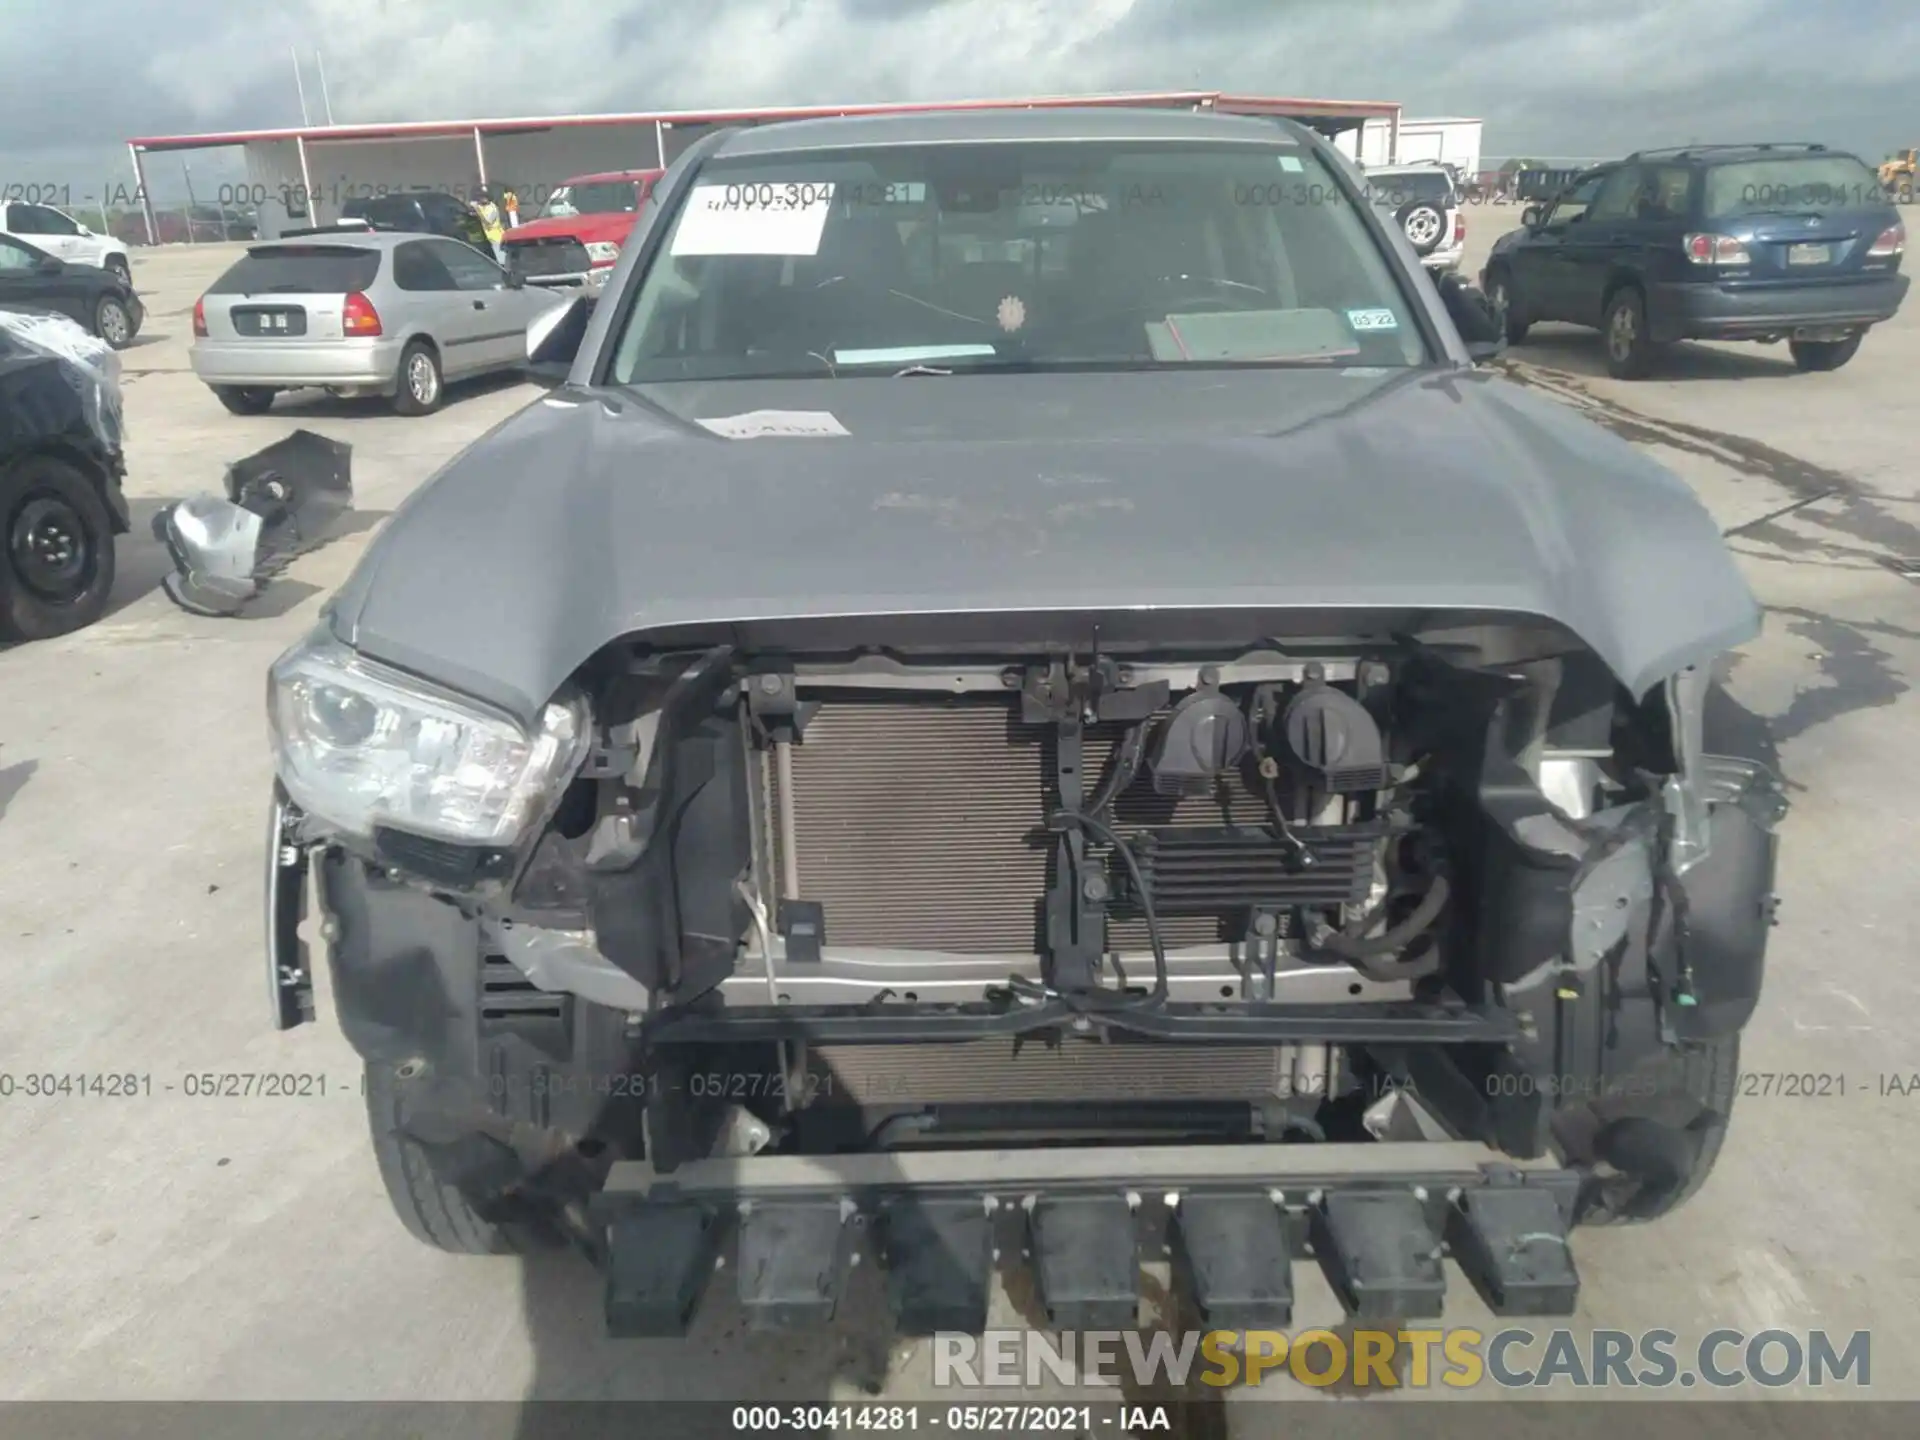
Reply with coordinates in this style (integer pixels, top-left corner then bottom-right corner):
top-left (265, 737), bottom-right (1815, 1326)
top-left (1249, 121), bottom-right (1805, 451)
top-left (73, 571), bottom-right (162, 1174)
top-left (126, 91), bottom-right (1407, 240)
top-left (1356, 117), bottom-right (1483, 174)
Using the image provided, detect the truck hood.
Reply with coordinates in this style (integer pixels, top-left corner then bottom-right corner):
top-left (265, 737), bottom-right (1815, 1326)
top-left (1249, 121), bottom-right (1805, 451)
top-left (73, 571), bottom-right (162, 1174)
top-left (328, 366), bottom-right (1761, 727)
top-left (505, 212), bottom-right (637, 244)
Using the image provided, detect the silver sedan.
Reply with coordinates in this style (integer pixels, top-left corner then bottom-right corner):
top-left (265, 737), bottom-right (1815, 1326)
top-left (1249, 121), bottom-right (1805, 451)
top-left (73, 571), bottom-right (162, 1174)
top-left (189, 230), bottom-right (563, 417)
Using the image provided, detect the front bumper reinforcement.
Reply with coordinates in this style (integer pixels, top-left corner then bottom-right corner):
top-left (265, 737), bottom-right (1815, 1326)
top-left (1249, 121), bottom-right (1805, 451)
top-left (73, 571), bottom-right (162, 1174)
top-left (592, 1142), bottom-right (1581, 1336)
top-left (643, 1000), bottom-right (1521, 1047)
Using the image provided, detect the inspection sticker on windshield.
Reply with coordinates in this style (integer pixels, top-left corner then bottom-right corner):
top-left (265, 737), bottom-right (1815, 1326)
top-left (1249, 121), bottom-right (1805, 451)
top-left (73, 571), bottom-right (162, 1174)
top-left (696, 410), bottom-right (851, 440)
top-left (671, 182), bottom-right (838, 257)
top-left (1345, 308), bottom-right (1399, 332)
top-left (1276, 155), bottom-right (1304, 172)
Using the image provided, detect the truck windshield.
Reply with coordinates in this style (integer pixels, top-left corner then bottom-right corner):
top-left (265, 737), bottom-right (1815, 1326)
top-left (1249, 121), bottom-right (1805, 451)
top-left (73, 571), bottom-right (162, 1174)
top-left (607, 139), bottom-right (1428, 383)
top-left (542, 182), bottom-right (641, 219)
top-left (1702, 155), bottom-right (1885, 219)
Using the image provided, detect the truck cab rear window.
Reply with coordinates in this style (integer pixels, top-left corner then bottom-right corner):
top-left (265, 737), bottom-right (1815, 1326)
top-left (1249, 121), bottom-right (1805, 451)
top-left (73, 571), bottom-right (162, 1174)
top-left (209, 247), bottom-right (381, 294)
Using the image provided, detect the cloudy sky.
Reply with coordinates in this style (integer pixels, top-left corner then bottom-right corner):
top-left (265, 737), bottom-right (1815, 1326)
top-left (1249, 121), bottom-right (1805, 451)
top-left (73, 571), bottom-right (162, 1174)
top-left (5, 0), bottom-right (1919, 203)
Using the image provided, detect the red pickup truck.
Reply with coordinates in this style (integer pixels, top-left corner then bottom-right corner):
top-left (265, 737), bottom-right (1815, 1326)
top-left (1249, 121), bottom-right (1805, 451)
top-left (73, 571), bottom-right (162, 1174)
top-left (500, 169), bottom-right (663, 294)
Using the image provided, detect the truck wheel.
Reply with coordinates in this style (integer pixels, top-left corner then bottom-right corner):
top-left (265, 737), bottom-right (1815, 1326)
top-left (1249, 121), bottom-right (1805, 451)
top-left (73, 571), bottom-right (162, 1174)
top-left (0, 454), bottom-right (117, 642)
top-left (363, 1060), bottom-right (534, 1255)
top-left (1563, 1037), bottom-right (1739, 1225)
top-left (1563, 676), bottom-right (1772, 1225)
top-left (1789, 334), bottom-right (1862, 372)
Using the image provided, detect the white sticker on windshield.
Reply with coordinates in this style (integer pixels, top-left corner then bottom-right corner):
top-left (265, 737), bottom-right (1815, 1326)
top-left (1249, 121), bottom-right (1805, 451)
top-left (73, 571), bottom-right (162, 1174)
top-left (833, 344), bottom-right (997, 365)
top-left (1345, 308), bottom-right (1400, 332)
top-left (696, 409), bottom-right (851, 440)
top-left (1277, 156), bottom-right (1304, 173)
top-left (671, 182), bottom-right (837, 257)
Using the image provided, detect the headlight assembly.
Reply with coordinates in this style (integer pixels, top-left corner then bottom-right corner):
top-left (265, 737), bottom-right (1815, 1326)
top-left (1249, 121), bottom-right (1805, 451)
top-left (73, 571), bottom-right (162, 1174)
top-left (267, 630), bottom-right (586, 848)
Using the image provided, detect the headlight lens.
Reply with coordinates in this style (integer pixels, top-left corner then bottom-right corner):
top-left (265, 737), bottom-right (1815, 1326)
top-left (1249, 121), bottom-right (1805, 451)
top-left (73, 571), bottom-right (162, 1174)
top-left (268, 631), bottom-right (585, 847)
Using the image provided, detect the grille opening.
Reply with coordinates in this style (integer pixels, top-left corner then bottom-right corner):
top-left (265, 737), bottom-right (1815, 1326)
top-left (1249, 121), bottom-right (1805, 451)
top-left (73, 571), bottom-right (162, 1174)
top-left (480, 953), bottom-right (565, 1022)
top-left (551, 776), bottom-right (597, 839)
top-left (769, 695), bottom-right (1363, 956)
top-left (807, 1038), bottom-right (1333, 1107)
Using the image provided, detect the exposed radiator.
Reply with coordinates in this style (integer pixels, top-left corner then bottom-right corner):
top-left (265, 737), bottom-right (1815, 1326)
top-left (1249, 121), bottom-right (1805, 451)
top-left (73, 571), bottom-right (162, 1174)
top-left (769, 697), bottom-right (1367, 956)
top-left (807, 1038), bottom-right (1337, 1106)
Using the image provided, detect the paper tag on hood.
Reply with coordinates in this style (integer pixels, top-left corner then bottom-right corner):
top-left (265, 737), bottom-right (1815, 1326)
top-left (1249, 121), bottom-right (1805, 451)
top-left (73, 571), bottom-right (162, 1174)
top-left (696, 409), bottom-right (851, 439)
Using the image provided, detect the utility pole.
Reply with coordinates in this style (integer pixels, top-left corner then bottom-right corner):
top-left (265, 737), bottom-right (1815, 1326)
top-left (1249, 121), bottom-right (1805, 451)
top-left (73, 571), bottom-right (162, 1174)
top-left (315, 50), bottom-right (336, 125)
top-left (182, 160), bottom-right (204, 243)
top-left (292, 45), bottom-right (312, 126)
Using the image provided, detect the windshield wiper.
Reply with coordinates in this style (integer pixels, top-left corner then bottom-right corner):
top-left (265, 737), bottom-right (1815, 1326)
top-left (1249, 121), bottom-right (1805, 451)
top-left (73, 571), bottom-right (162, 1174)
top-left (893, 364), bottom-right (955, 377)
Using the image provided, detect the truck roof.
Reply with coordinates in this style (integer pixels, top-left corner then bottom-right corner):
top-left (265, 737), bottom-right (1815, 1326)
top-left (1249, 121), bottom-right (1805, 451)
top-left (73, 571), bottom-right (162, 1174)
top-left (712, 107), bottom-right (1314, 156)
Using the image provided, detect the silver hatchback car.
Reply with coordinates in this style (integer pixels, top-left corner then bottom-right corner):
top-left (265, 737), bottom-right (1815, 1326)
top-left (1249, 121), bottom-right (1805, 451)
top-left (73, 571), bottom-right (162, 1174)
top-left (189, 230), bottom-right (563, 417)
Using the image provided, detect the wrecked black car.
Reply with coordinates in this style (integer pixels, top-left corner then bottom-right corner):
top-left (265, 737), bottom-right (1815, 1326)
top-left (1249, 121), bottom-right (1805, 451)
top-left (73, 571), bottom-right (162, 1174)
top-left (0, 310), bottom-right (129, 641)
top-left (265, 109), bottom-right (1785, 1335)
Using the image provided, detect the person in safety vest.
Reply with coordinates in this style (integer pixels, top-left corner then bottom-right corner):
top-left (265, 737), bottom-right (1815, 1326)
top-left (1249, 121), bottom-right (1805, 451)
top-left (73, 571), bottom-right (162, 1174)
top-left (473, 189), bottom-right (505, 260)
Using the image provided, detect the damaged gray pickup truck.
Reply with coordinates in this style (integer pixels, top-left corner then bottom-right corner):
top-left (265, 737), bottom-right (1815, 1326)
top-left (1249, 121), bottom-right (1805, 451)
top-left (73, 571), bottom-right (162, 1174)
top-left (264, 108), bottom-right (1786, 1335)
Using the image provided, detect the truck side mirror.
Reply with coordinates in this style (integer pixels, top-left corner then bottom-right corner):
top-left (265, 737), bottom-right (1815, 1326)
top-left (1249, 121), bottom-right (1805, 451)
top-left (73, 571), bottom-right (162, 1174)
top-left (525, 295), bottom-right (593, 385)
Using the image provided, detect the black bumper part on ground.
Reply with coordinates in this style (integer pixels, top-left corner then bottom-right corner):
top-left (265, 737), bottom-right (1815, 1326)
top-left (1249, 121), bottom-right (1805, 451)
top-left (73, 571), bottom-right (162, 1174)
top-left (594, 1143), bottom-right (1581, 1338)
top-left (1647, 273), bottom-right (1909, 342)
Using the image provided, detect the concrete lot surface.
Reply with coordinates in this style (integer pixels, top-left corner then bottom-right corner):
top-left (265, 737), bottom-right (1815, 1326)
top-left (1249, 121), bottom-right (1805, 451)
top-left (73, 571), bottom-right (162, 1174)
top-left (1, 210), bottom-right (1918, 1425)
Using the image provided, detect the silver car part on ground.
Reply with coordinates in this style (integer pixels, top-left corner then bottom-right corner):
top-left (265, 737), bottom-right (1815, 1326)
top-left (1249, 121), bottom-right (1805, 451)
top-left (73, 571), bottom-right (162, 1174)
top-left (154, 429), bottom-right (352, 616)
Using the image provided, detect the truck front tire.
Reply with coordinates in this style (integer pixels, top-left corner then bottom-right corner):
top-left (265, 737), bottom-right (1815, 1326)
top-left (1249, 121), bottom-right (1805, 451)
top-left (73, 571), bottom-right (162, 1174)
top-left (1561, 1035), bottom-right (1739, 1225)
top-left (363, 1060), bottom-right (537, 1255)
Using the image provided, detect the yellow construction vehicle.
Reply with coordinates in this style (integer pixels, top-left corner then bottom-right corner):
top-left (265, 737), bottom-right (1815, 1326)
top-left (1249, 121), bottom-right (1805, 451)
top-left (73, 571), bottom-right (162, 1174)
top-left (1881, 148), bottom-right (1917, 203)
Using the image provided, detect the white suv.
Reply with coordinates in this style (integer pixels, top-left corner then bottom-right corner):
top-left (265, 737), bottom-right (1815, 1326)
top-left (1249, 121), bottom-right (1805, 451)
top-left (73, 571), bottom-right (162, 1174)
top-left (1363, 164), bottom-right (1465, 274)
top-left (1, 201), bottom-right (133, 283)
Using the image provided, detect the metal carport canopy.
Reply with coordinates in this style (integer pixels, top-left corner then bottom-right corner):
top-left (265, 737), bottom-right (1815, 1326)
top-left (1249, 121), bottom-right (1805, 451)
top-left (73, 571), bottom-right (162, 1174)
top-left (125, 89), bottom-right (1402, 242)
